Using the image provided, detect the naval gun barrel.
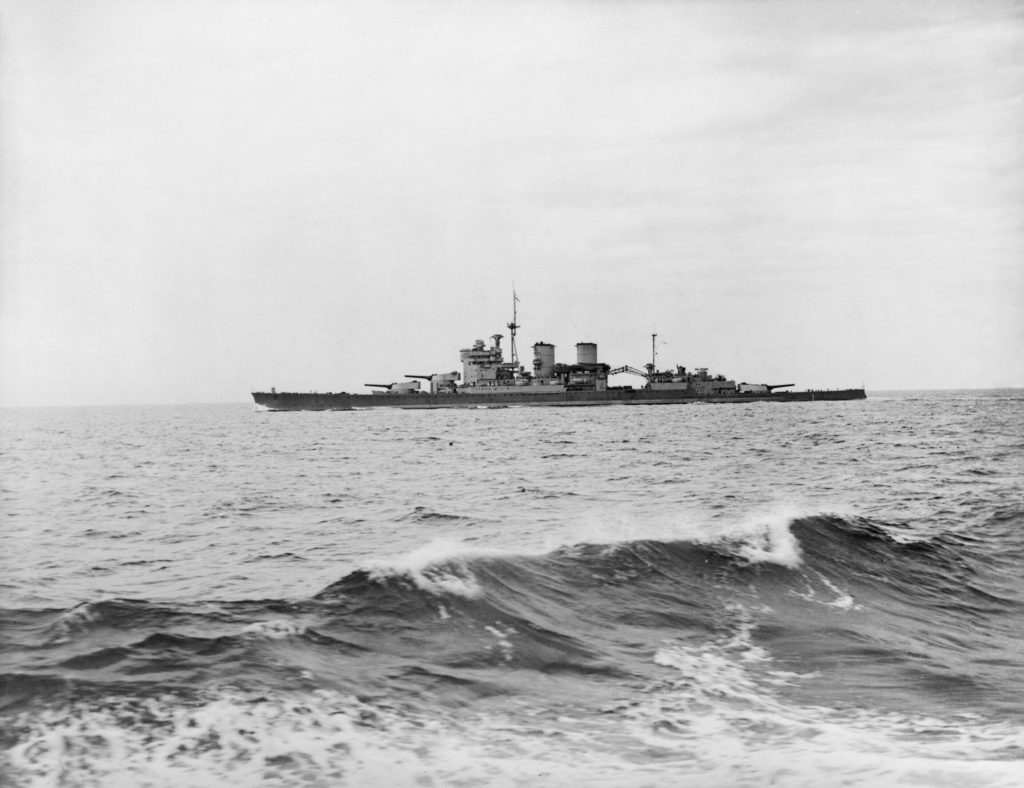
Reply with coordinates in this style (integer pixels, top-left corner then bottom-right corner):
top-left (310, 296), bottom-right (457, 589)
top-left (404, 375), bottom-right (433, 380)
top-left (766, 383), bottom-right (795, 392)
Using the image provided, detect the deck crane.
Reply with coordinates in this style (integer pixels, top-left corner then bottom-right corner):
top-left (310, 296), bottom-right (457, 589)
top-left (608, 365), bottom-right (651, 385)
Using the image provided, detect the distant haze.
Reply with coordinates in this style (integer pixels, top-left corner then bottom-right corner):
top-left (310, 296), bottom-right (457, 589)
top-left (2, 0), bottom-right (1022, 406)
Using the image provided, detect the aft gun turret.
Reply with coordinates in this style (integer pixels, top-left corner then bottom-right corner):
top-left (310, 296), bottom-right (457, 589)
top-left (737, 382), bottom-right (795, 394)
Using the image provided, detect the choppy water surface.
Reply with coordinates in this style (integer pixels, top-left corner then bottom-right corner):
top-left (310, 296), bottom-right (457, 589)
top-left (2, 391), bottom-right (1023, 786)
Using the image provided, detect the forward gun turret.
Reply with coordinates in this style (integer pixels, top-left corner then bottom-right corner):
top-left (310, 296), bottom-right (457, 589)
top-left (364, 380), bottom-right (422, 394)
top-left (403, 372), bottom-right (461, 394)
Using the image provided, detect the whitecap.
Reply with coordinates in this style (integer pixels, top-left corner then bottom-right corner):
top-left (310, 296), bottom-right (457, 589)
top-left (241, 620), bottom-right (305, 639)
top-left (364, 539), bottom-right (507, 599)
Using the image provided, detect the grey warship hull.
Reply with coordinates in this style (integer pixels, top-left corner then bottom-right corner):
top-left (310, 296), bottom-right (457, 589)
top-left (252, 387), bottom-right (867, 411)
top-left (254, 295), bottom-right (866, 411)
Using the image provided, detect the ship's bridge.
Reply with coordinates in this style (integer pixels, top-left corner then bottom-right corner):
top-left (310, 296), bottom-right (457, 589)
top-left (460, 336), bottom-right (506, 386)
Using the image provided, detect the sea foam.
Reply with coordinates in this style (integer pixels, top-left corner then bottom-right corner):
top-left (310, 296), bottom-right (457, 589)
top-left (364, 539), bottom-right (499, 598)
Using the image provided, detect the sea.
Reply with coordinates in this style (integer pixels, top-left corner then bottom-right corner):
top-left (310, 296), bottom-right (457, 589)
top-left (1, 391), bottom-right (1022, 787)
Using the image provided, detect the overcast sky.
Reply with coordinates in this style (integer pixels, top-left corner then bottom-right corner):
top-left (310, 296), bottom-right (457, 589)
top-left (2, 0), bottom-right (1022, 406)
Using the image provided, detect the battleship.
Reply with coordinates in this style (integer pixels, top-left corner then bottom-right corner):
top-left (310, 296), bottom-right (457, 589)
top-left (252, 298), bottom-right (865, 411)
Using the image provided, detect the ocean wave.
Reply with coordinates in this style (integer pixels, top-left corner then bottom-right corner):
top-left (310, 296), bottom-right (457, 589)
top-left (4, 664), bottom-right (1022, 788)
top-left (312, 509), bottom-right (916, 613)
top-left (308, 508), bottom-right (1014, 626)
top-left (301, 510), bottom-right (1024, 708)
top-left (320, 540), bottom-right (512, 600)
top-left (398, 506), bottom-right (475, 523)
top-left (42, 599), bottom-right (162, 644)
top-left (14, 510), bottom-right (1021, 659)
top-left (6, 509), bottom-right (1021, 738)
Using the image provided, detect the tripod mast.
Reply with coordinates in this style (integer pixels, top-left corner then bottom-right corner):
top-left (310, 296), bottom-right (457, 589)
top-left (507, 289), bottom-right (521, 367)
